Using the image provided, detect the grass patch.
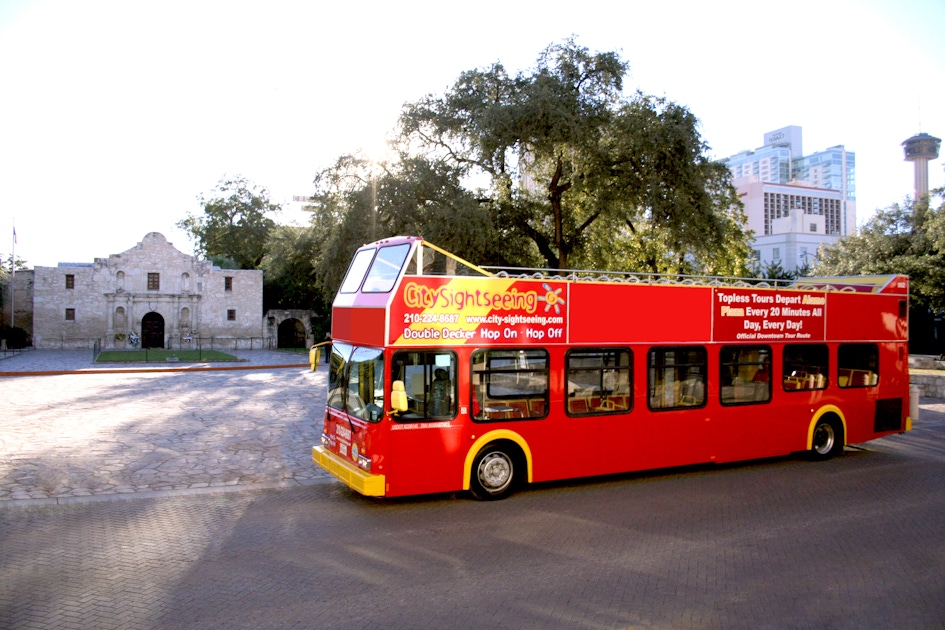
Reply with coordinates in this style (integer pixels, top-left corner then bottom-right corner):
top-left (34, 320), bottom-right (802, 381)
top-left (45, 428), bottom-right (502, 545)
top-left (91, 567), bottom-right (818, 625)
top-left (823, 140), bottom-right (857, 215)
top-left (95, 349), bottom-right (239, 363)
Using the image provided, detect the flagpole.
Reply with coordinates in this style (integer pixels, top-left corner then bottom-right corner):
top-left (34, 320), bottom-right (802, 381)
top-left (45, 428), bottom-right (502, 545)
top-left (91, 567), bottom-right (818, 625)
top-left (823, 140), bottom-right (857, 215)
top-left (10, 222), bottom-right (15, 331)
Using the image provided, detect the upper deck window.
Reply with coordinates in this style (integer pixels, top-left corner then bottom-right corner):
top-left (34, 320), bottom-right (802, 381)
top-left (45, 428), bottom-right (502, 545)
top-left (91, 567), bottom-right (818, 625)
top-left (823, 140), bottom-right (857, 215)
top-left (404, 244), bottom-right (489, 277)
top-left (362, 243), bottom-right (411, 293)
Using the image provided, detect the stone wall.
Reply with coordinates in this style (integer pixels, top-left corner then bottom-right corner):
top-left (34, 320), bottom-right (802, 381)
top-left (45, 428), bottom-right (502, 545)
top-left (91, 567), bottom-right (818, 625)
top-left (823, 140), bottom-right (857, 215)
top-left (910, 372), bottom-right (945, 398)
top-left (1, 269), bottom-right (34, 334)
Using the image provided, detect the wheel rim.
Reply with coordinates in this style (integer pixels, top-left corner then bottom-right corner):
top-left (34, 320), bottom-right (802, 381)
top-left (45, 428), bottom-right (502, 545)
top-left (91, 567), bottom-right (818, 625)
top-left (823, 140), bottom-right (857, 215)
top-left (477, 452), bottom-right (513, 494)
top-left (813, 423), bottom-right (835, 455)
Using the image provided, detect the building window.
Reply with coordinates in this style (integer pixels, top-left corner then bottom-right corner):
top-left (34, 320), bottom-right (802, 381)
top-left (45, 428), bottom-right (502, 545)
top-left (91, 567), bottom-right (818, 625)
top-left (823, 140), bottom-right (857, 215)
top-left (810, 223), bottom-right (817, 233)
top-left (772, 248), bottom-right (780, 259)
top-left (147, 273), bottom-right (160, 291)
top-left (224, 276), bottom-right (233, 291)
top-left (65, 308), bottom-right (75, 321)
top-left (227, 309), bottom-right (236, 321)
top-left (65, 274), bottom-right (75, 289)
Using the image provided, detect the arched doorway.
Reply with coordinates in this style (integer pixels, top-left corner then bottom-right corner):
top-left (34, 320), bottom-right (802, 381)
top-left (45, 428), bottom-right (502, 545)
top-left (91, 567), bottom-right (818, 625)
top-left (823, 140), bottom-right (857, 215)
top-left (142, 312), bottom-right (165, 349)
top-left (277, 318), bottom-right (306, 349)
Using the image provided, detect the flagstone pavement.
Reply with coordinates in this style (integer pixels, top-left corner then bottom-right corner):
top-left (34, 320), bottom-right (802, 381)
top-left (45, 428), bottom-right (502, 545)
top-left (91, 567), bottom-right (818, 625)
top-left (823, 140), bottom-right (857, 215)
top-left (0, 349), bottom-right (331, 506)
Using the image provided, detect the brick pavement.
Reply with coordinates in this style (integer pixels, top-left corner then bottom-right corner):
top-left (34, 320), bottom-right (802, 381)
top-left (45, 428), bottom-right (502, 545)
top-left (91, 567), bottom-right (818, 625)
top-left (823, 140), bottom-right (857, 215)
top-left (0, 349), bottom-right (330, 506)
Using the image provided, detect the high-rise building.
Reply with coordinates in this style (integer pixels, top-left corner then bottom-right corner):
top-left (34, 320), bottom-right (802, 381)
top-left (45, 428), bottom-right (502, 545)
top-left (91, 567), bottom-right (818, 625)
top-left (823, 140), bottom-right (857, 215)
top-left (721, 126), bottom-right (856, 271)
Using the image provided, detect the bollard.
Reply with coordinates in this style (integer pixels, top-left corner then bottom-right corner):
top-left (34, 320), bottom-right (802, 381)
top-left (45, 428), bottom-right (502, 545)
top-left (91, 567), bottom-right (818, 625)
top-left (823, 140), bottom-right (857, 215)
top-left (910, 384), bottom-right (920, 423)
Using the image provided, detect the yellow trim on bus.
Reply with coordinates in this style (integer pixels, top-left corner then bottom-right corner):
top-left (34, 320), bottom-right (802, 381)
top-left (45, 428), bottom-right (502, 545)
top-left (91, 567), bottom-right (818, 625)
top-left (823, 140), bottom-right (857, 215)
top-left (421, 240), bottom-right (495, 277)
top-left (462, 430), bottom-right (534, 490)
top-left (313, 446), bottom-right (386, 497)
top-left (805, 405), bottom-right (848, 450)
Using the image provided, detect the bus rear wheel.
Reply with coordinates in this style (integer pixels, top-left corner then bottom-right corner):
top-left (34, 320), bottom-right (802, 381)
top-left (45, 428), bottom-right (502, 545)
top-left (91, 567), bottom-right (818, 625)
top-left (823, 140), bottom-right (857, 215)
top-left (810, 417), bottom-right (844, 461)
top-left (469, 444), bottom-right (517, 501)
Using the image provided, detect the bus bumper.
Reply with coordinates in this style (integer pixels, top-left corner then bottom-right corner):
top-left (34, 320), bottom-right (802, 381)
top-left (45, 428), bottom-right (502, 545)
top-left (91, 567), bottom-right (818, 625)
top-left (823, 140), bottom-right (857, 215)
top-left (312, 445), bottom-right (386, 497)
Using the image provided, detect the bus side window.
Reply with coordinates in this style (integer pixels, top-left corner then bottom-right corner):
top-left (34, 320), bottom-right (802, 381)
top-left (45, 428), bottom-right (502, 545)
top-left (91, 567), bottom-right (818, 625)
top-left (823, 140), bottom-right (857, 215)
top-left (838, 343), bottom-right (879, 388)
top-left (566, 348), bottom-right (632, 416)
top-left (720, 345), bottom-right (772, 405)
top-left (391, 351), bottom-right (457, 420)
top-left (782, 344), bottom-right (828, 391)
top-left (647, 347), bottom-right (707, 411)
top-left (472, 349), bottom-right (549, 421)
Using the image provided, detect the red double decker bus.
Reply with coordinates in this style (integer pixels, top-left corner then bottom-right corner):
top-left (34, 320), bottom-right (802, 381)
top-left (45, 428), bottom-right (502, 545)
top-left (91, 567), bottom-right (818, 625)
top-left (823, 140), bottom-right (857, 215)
top-left (313, 236), bottom-right (912, 499)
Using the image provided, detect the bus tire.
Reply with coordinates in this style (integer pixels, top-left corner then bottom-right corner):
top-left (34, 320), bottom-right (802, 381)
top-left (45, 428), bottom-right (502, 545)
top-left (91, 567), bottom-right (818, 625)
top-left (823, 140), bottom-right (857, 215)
top-left (469, 443), bottom-right (519, 501)
top-left (810, 416), bottom-right (844, 461)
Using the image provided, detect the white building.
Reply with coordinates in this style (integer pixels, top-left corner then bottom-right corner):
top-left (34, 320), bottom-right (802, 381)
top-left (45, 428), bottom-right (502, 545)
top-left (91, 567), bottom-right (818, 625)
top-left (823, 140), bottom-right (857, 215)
top-left (722, 126), bottom-right (856, 271)
top-left (736, 177), bottom-right (845, 271)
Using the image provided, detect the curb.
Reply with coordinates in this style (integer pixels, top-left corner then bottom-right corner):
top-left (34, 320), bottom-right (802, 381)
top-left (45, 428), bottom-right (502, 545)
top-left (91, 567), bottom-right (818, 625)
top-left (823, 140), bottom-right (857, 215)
top-left (0, 477), bottom-right (336, 509)
top-left (0, 363), bottom-right (313, 377)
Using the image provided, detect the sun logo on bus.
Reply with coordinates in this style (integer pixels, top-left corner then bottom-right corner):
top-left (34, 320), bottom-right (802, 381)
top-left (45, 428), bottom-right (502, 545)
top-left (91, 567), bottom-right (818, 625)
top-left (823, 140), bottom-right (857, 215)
top-left (538, 283), bottom-right (565, 314)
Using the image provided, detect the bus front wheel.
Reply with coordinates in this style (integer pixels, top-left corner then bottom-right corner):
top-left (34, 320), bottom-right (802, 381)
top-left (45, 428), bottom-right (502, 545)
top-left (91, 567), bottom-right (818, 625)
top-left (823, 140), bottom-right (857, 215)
top-left (470, 444), bottom-right (518, 501)
top-left (810, 417), bottom-right (844, 461)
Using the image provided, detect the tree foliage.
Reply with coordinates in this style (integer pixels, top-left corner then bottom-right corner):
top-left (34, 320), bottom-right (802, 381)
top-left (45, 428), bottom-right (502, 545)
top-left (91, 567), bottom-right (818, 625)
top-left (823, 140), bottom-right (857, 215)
top-left (307, 152), bottom-right (508, 296)
top-left (178, 40), bottom-right (759, 314)
top-left (177, 175), bottom-right (280, 270)
top-left (815, 192), bottom-right (945, 310)
top-left (260, 225), bottom-right (323, 311)
top-left (399, 38), bottom-right (751, 273)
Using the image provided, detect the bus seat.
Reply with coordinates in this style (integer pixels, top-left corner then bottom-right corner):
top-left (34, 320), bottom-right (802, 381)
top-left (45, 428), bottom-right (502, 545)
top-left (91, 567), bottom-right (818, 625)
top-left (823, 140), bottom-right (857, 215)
top-left (838, 375), bottom-right (849, 387)
top-left (569, 398), bottom-right (589, 414)
top-left (679, 378), bottom-right (704, 405)
top-left (507, 400), bottom-right (529, 417)
top-left (391, 381), bottom-right (408, 412)
top-left (528, 399), bottom-right (546, 416)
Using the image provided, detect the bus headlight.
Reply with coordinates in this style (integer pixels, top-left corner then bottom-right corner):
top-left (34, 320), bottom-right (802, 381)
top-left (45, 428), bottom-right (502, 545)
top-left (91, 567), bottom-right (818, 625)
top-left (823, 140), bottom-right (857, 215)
top-left (357, 453), bottom-right (372, 472)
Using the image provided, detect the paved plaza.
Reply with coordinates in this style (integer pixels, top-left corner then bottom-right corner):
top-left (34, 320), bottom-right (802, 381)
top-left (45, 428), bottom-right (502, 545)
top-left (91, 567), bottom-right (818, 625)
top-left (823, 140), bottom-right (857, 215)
top-left (2, 351), bottom-right (944, 628)
top-left (0, 349), bottom-right (330, 505)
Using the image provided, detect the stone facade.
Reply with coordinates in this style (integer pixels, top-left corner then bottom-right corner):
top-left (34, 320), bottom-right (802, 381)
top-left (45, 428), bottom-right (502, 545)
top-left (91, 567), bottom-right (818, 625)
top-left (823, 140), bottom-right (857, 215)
top-left (31, 232), bottom-right (263, 349)
top-left (1, 269), bottom-right (34, 334)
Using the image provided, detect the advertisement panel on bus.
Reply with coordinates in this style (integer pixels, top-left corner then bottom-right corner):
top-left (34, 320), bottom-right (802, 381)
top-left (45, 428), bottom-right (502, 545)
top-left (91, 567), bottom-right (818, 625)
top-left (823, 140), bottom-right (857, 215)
top-left (389, 276), bottom-right (569, 346)
top-left (713, 287), bottom-right (827, 342)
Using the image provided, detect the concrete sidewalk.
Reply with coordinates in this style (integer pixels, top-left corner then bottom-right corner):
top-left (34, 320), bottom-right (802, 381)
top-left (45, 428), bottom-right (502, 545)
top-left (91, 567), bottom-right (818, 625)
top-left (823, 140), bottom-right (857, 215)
top-left (0, 350), bottom-right (330, 507)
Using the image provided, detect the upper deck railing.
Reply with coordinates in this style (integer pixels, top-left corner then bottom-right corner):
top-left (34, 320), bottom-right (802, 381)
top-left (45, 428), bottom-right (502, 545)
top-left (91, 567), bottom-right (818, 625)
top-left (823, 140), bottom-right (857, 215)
top-left (482, 265), bottom-right (799, 289)
top-left (480, 265), bottom-right (901, 293)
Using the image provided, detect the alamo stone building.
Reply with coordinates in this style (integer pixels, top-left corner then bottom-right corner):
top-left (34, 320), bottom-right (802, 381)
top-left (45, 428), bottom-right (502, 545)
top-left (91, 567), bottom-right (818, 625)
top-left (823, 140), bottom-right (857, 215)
top-left (0, 232), bottom-right (320, 350)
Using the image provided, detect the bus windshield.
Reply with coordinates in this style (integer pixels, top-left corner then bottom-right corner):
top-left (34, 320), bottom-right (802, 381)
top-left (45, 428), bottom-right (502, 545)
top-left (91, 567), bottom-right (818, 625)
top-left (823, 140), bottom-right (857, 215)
top-left (339, 248), bottom-right (376, 294)
top-left (328, 342), bottom-right (385, 423)
top-left (362, 243), bottom-right (411, 292)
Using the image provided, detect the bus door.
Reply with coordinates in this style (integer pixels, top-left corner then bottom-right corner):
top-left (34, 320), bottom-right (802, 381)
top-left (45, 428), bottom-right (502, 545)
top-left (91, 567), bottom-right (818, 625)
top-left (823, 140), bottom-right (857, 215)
top-left (836, 343), bottom-right (888, 443)
top-left (469, 348), bottom-right (597, 483)
top-left (386, 349), bottom-right (466, 496)
top-left (602, 346), bottom-right (713, 472)
top-left (712, 345), bottom-right (783, 462)
top-left (565, 347), bottom-right (645, 474)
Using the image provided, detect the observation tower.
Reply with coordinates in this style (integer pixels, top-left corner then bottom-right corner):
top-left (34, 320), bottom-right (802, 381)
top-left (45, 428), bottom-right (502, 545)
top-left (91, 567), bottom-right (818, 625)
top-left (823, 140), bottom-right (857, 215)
top-left (902, 132), bottom-right (941, 199)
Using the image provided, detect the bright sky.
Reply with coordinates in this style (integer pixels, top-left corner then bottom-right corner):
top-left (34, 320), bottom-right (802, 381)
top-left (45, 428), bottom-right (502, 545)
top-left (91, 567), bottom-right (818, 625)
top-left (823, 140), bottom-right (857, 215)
top-left (2, 0), bottom-right (943, 268)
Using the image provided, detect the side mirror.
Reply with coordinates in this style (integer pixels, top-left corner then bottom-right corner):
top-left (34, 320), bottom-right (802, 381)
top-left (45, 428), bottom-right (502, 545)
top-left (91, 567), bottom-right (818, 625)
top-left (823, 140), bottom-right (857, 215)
top-left (390, 380), bottom-right (408, 413)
